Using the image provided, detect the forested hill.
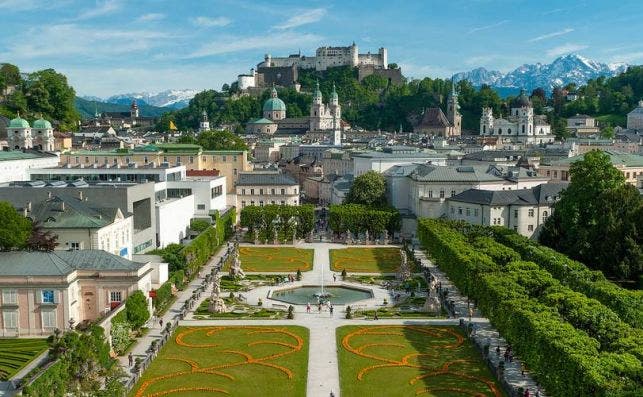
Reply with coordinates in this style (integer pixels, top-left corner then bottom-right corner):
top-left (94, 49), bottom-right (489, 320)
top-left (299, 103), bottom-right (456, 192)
top-left (0, 63), bottom-right (79, 130)
top-left (75, 97), bottom-right (168, 119)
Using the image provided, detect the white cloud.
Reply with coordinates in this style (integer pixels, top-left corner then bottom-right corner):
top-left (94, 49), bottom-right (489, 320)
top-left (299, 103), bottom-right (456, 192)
top-left (468, 20), bottom-right (508, 34)
top-left (609, 51), bottom-right (643, 64)
top-left (0, 0), bottom-right (71, 11)
top-left (137, 13), bottom-right (165, 23)
top-left (528, 28), bottom-right (574, 43)
top-left (5, 24), bottom-right (170, 60)
top-left (274, 8), bottom-right (326, 30)
top-left (77, 0), bottom-right (121, 20)
top-left (186, 31), bottom-right (321, 58)
top-left (546, 43), bottom-right (588, 57)
top-left (191, 16), bottom-right (231, 27)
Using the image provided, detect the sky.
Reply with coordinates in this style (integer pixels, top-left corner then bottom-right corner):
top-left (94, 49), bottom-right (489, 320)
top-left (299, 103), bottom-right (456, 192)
top-left (1, 0), bottom-right (642, 97)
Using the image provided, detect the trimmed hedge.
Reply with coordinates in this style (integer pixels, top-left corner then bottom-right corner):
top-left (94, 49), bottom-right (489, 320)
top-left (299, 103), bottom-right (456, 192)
top-left (240, 204), bottom-right (314, 241)
top-left (491, 227), bottom-right (643, 329)
top-left (418, 219), bottom-right (642, 396)
top-left (328, 204), bottom-right (401, 235)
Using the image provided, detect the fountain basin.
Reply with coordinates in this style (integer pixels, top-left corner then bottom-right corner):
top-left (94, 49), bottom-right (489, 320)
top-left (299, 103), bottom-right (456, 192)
top-left (269, 285), bottom-right (373, 305)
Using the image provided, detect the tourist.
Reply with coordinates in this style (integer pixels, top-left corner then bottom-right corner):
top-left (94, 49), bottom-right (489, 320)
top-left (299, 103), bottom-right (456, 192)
top-left (128, 352), bottom-right (133, 367)
top-left (159, 318), bottom-right (163, 328)
top-left (374, 312), bottom-right (379, 320)
top-left (524, 389), bottom-right (530, 397)
top-left (329, 305), bottom-right (334, 316)
top-left (535, 387), bottom-right (542, 397)
top-left (318, 303), bottom-right (322, 312)
top-left (307, 303), bottom-right (311, 313)
top-left (495, 345), bottom-right (501, 356)
top-left (333, 274), bottom-right (336, 282)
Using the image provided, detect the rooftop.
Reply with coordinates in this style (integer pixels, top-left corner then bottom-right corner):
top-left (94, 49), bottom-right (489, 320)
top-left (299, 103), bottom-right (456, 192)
top-left (237, 172), bottom-right (298, 186)
top-left (549, 150), bottom-right (643, 167)
top-left (0, 250), bottom-right (145, 276)
top-left (0, 150), bottom-right (58, 161)
top-left (449, 183), bottom-right (566, 206)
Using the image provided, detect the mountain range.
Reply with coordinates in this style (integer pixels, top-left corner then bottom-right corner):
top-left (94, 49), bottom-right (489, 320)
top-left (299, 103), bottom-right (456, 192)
top-left (453, 54), bottom-right (628, 92)
top-left (81, 89), bottom-right (200, 110)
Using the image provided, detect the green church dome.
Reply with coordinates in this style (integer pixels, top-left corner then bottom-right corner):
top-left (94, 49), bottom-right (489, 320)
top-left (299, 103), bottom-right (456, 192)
top-left (263, 97), bottom-right (286, 112)
top-left (9, 116), bottom-right (30, 129)
top-left (33, 118), bottom-right (52, 129)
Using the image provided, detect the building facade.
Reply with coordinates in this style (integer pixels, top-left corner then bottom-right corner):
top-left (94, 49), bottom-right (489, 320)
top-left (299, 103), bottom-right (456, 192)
top-left (627, 100), bottom-right (643, 130)
top-left (538, 150), bottom-right (643, 185)
top-left (235, 172), bottom-right (299, 209)
top-left (258, 43), bottom-right (388, 72)
top-left (0, 150), bottom-right (60, 184)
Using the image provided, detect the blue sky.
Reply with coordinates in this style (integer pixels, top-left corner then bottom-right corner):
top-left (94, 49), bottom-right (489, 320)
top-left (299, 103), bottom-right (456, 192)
top-left (1, 0), bottom-right (642, 97)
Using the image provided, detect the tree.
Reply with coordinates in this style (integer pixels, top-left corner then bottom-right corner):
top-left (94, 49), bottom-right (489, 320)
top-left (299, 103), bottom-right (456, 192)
top-left (27, 221), bottom-right (58, 251)
top-left (125, 290), bottom-right (150, 329)
top-left (539, 151), bottom-right (642, 280)
top-left (345, 171), bottom-right (387, 207)
top-left (0, 201), bottom-right (31, 251)
top-left (195, 130), bottom-right (248, 151)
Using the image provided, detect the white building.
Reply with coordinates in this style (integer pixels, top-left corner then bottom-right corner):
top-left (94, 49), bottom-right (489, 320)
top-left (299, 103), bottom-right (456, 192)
top-left (352, 146), bottom-right (447, 176)
top-left (24, 193), bottom-right (134, 259)
top-left (199, 110), bottom-right (210, 132)
top-left (310, 83), bottom-right (342, 143)
top-left (155, 195), bottom-right (194, 248)
top-left (5, 115), bottom-right (57, 151)
top-left (259, 43), bottom-right (388, 71)
top-left (0, 150), bottom-right (60, 184)
top-left (446, 183), bottom-right (565, 238)
top-left (480, 90), bottom-right (555, 145)
top-left (627, 100), bottom-right (643, 130)
top-left (236, 171), bottom-right (299, 209)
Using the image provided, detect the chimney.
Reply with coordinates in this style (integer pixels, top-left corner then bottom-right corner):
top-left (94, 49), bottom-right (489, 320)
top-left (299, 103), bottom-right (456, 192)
top-left (78, 191), bottom-right (83, 201)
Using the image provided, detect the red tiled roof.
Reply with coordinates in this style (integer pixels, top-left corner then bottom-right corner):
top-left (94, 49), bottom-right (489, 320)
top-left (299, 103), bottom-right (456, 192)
top-left (187, 169), bottom-right (220, 177)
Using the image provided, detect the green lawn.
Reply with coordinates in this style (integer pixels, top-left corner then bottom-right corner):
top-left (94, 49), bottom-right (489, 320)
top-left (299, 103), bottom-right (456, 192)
top-left (337, 325), bottom-right (503, 397)
top-left (130, 326), bottom-right (309, 397)
top-left (229, 247), bottom-right (314, 272)
top-left (0, 338), bottom-right (49, 380)
top-left (330, 247), bottom-right (412, 273)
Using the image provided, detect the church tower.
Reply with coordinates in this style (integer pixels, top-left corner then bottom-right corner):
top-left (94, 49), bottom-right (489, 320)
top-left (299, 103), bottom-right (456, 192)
top-left (329, 84), bottom-right (342, 146)
top-left (199, 110), bottom-right (210, 132)
top-left (33, 116), bottom-right (54, 151)
top-left (8, 113), bottom-right (33, 150)
top-left (310, 81), bottom-right (324, 131)
top-left (130, 100), bottom-right (139, 118)
top-left (447, 78), bottom-right (462, 136)
top-left (480, 107), bottom-right (494, 135)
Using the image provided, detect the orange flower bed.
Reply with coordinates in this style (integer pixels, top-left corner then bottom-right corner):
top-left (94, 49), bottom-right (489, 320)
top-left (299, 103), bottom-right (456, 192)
top-left (132, 326), bottom-right (306, 397)
top-left (340, 325), bottom-right (502, 397)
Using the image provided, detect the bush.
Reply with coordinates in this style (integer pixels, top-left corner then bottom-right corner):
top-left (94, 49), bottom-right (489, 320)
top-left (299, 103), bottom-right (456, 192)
top-left (328, 204), bottom-right (400, 235)
top-left (190, 219), bottom-right (210, 233)
top-left (125, 291), bottom-right (150, 330)
top-left (240, 204), bottom-right (314, 240)
top-left (287, 305), bottom-right (295, 319)
top-left (345, 305), bottom-right (353, 319)
top-left (110, 322), bottom-right (132, 355)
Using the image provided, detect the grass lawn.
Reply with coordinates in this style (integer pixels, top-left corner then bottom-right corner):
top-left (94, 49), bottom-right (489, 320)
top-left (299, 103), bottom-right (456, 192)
top-left (330, 247), bottom-right (413, 273)
top-left (227, 247), bottom-right (314, 272)
top-left (130, 326), bottom-right (309, 397)
top-left (0, 338), bottom-right (49, 380)
top-left (337, 325), bottom-right (504, 397)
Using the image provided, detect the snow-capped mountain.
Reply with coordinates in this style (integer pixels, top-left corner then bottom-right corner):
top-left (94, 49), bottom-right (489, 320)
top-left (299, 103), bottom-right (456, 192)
top-left (454, 54), bottom-right (629, 91)
top-left (83, 89), bottom-right (199, 109)
top-left (106, 89), bottom-right (199, 109)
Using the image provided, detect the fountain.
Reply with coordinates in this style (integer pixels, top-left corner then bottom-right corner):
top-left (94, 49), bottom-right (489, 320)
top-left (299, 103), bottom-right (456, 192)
top-left (314, 252), bottom-right (331, 302)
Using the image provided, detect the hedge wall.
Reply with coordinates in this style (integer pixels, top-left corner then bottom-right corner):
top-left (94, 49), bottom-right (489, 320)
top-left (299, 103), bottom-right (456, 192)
top-left (239, 204), bottom-right (314, 241)
top-left (417, 219), bottom-right (642, 396)
top-left (328, 204), bottom-right (401, 235)
top-left (491, 227), bottom-right (643, 329)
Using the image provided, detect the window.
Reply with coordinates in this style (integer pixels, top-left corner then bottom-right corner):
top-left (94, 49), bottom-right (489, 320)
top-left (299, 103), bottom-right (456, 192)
top-left (113, 158), bottom-right (118, 164)
top-left (259, 189), bottom-right (264, 195)
top-left (546, 170), bottom-right (550, 177)
top-left (233, 155), bottom-right (237, 162)
top-left (41, 310), bottom-right (56, 328)
top-left (233, 168), bottom-right (238, 176)
top-left (522, 125), bottom-right (525, 134)
top-left (428, 190), bottom-right (433, 198)
top-left (513, 226), bottom-right (518, 231)
top-left (474, 209), bottom-right (479, 217)
top-left (271, 201), bottom-right (275, 205)
top-left (439, 190), bottom-right (445, 199)
top-left (70, 241), bottom-right (81, 250)
top-left (250, 189), bottom-right (255, 195)
top-left (250, 201), bottom-right (255, 206)
top-left (451, 190), bottom-right (456, 197)
top-left (458, 207), bottom-right (463, 215)
top-left (294, 188), bottom-right (298, 194)
top-left (280, 201), bottom-right (285, 205)
top-left (110, 291), bottom-right (122, 303)
top-left (41, 290), bottom-right (55, 304)
top-left (126, 157), bottom-right (130, 163)
top-left (280, 188), bottom-right (285, 195)
top-left (189, 156), bottom-right (194, 164)
top-left (271, 188), bottom-right (275, 195)
top-left (528, 209), bottom-right (535, 217)
top-left (3, 310), bottom-right (18, 329)
top-left (542, 211), bottom-right (548, 222)
top-left (2, 290), bottom-right (17, 305)
top-left (513, 210), bottom-right (518, 218)
top-left (466, 208), bottom-right (471, 216)
top-left (553, 171), bottom-right (558, 178)
top-left (74, 156), bottom-right (79, 164)
top-left (222, 155), bottom-right (227, 162)
top-left (197, 204), bottom-right (206, 210)
top-left (259, 201), bottom-right (264, 207)
top-left (242, 189), bottom-right (246, 195)
top-left (163, 156), bottom-right (168, 162)
top-left (450, 207), bottom-right (454, 214)
top-left (202, 156), bottom-right (206, 162)
top-left (144, 156), bottom-right (148, 164)
top-left (211, 186), bottom-right (222, 198)
top-left (528, 224), bottom-right (534, 232)
top-left (176, 156), bottom-right (181, 164)
top-left (85, 157), bottom-right (89, 163)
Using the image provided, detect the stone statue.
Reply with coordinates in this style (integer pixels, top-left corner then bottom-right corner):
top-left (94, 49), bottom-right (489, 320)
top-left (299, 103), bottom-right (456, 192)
top-left (383, 230), bottom-right (389, 245)
top-left (229, 242), bottom-right (246, 279)
top-left (365, 230), bottom-right (370, 245)
top-left (212, 274), bottom-right (221, 296)
top-left (345, 229), bottom-right (352, 245)
top-left (397, 249), bottom-right (411, 281)
top-left (273, 224), bottom-right (279, 245)
top-left (254, 229), bottom-right (259, 245)
top-left (208, 293), bottom-right (227, 313)
top-left (423, 279), bottom-right (440, 313)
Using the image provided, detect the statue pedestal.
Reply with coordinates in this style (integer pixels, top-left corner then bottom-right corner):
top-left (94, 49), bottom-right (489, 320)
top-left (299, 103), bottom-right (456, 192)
top-left (208, 296), bottom-right (228, 313)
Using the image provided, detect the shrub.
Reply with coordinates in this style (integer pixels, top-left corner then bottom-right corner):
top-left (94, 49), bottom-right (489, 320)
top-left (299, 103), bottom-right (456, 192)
top-left (296, 269), bottom-right (302, 281)
top-left (190, 219), bottom-right (210, 233)
top-left (111, 322), bottom-right (132, 355)
top-left (345, 306), bottom-right (353, 319)
top-left (287, 305), bottom-right (295, 319)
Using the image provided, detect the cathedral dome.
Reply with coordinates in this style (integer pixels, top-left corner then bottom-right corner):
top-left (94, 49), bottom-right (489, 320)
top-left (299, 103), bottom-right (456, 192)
top-left (33, 118), bottom-right (52, 129)
top-left (511, 89), bottom-right (532, 108)
top-left (263, 97), bottom-right (286, 112)
top-left (9, 116), bottom-right (30, 128)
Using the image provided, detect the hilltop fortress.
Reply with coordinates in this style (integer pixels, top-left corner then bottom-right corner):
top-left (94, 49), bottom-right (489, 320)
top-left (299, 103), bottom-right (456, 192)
top-left (238, 42), bottom-right (403, 91)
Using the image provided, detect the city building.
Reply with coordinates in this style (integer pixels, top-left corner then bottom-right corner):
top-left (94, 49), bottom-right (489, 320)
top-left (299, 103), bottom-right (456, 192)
top-left (566, 114), bottom-right (600, 136)
top-left (446, 183), bottom-right (566, 238)
top-left (480, 90), bottom-right (555, 144)
top-left (24, 193), bottom-right (134, 259)
top-left (84, 100), bottom-right (156, 130)
top-left (0, 150), bottom-right (60, 184)
top-left (352, 146), bottom-right (447, 176)
top-left (5, 115), bottom-right (55, 151)
top-left (320, 148), bottom-right (353, 176)
top-left (0, 250), bottom-right (153, 336)
top-left (538, 150), bottom-right (643, 185)
top-left (627, 100), bottom-right (643, 130)
top-left (236, 171), bottom-right (299, 209)
top-left (258, 43), bottom-right (388, 71)
top-left (415, 82), bottom-right (461, 137)
top-left (59, 144), bottom-right (250, 193)
top-left (199, 110), bottom-right (210, 132)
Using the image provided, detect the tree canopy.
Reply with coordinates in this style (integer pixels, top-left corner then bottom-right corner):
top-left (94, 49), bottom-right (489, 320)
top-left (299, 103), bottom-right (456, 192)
top-left (539, 151), bottom-right (642, 281)
top-left (345, 171), bottom-right (387, 207)
top-left (0, 201), bottom-right (31, 251)
top-left (177, 130), bottom-right (248, 151)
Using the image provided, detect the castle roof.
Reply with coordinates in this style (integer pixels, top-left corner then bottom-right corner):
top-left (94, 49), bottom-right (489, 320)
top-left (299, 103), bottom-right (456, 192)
top-left (511, 89), bottom-right (532, 108)
top-left (33, 118), bottom-right (52, 129)
top-left (9, 116), bottom-right (30, 129)
top-left (263, 88), bottom-right (286, 112)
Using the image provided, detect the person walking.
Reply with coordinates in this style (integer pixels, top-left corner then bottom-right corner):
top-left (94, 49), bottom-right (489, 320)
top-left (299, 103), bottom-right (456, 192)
top-left (306, 303), bottom-right (311, 313)
top-left (333, 274), bottom-right (336, 282)
top-left (159, 318), bottom-right (163, 329)
top-left (128, 352), bottom-right (133, 367)
top-left (318, 303), bottom-right (322, 313)
top-left (329, 304), bottom-right (334, 317)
